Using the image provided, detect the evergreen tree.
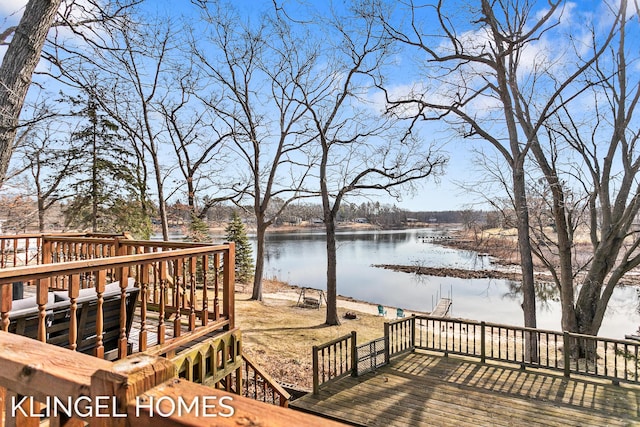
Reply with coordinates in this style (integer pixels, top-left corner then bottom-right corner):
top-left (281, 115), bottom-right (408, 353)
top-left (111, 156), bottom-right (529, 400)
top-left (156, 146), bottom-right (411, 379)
top-left (186, 214), bottom-right (211, 243)
top-left (62, 89), bottom-right (151, 235)
top-left (225, 212), bottom-right (254, 284)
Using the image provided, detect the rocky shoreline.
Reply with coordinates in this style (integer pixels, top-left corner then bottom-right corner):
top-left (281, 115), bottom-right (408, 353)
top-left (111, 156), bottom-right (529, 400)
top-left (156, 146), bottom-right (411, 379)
top-left (373, 264), bottom-right (524, 281)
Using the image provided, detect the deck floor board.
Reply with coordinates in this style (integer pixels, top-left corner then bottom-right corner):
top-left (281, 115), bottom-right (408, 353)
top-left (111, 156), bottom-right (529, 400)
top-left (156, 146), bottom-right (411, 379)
top-left (291, 350), bottom-right (640, 426)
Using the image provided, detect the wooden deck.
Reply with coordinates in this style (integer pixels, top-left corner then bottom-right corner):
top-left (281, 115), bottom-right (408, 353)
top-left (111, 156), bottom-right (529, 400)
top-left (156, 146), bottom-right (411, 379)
top-left (431, 297), bottom-right (452, 317)
top-left (292, 350), bottom-right (640, 426)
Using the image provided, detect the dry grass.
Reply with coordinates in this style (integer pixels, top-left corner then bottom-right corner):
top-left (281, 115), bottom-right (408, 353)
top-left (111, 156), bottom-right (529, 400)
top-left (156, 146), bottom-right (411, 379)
top-left (235, 280), bottom-right (389, 391)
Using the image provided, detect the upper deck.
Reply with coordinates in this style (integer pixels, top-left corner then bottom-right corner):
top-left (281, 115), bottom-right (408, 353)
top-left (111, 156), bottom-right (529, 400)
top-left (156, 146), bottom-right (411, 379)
top-left (0, 232), bottom-right (331, 426)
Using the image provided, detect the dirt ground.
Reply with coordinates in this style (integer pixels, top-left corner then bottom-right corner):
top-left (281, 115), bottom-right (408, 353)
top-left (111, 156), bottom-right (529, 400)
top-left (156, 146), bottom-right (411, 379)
top-left (234, 279), bottom-right (419, 392)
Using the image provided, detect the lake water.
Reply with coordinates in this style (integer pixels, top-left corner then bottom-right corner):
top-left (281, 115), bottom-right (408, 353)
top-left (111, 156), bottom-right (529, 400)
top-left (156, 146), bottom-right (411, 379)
top-left (254, 227), bottom-right (640, 340)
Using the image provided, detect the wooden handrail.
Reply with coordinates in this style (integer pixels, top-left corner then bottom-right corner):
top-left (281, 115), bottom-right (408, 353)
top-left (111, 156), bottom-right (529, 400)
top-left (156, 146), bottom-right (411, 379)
top-left (0, 245), bottom-right (230, 283)
top-left (241, 353), bottom-right (291, 407)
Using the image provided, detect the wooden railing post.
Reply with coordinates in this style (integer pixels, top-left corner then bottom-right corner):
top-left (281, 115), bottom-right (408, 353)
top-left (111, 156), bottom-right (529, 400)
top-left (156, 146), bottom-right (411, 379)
top-left (90, 353), bottom-right (176, 426)
top-left (411, 315), bottom-right (416, 352)
top-left (158, 261), bottom-right (167, 345)
top-left (223, 242), bottom-right (235, 330)
top-left (36, 278), bottom-right (49, 343)
top-left (199, 255), bottom-right (207, 327)
top-left (139, 263), bottom-right (149, 352)
top-left (42, 238), bottom-right (52, 265)
top-left (384, 322), bottom-right (390, 364)
top-left (351, 330), bottom-right (357, 377)
top-left (481, 321), bottom-right (486, 364)
top-left (312, 345), bottom-right (319, 394)
top-left (118, 268), bottom-right (130, 358)
top-left (1, 283), bottom-right (11, 332)
top-left (563, 332), bottom-right (571, 378)
top-left (69, 274), bottom-right (80, 351)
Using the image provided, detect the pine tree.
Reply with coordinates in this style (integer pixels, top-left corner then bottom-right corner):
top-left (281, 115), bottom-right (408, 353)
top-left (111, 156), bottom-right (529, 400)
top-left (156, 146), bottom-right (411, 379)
top-left (62, 89), bottom-right (151, 235)
top-left (225, 212), bottom-right (254, 284)
top-left (186, 214), bottom-right (211, 242)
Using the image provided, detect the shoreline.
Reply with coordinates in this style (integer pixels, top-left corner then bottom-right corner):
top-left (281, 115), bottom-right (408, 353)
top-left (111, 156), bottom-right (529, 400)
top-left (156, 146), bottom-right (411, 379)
top-left (252, 279), bottom-right (430, 318)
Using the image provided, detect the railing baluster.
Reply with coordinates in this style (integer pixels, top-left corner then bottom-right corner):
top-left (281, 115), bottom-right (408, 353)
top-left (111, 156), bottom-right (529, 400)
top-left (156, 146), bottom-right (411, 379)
top-left (174, 259), bottom-right (182, 337)
top-left (214, 253), bottom-right (220, 320)
top-left (1, 283), bottom-right (11, 331)
top-left (69, 275), bottom-right (79, 351)
top-left (158, 261), bottom-right (166, 345)
top-left (94, 270), bottom-right (106, 358)
top-left (139, 264), bottom-right (149, 352)
top-left (36, 278), bottom-right (48, 343)
top-left (118, 266), bottom-right (129, 357)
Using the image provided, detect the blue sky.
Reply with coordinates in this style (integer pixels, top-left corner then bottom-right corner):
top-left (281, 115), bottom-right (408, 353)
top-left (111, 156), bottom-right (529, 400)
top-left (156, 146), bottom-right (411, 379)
top-left (1, 0), bottom-right (634, 212)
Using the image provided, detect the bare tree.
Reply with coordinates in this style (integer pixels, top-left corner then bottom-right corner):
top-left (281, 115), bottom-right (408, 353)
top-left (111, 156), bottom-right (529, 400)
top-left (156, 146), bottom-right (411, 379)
top-left (48, 12), bottom-right (185, 239)
top-left (15, 123), bottom-right (81, 231)
top-left (0, 0), bottom-right (62, 187)
top-left (294, 3), bottom-right (446, 325)
top-left (1, 0), bottom-right (140, 188)
top-left (378, 0), bottom-right (619, 346)
top-left (527, 0), bottom-right (640, 338)
top-left (159, 66), bottom-right (238, 232)
top-left (193, 3), bottom-right (317, 299)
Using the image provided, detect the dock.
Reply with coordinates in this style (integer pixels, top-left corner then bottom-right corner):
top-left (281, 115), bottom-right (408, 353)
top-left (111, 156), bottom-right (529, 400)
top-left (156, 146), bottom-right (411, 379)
top-left (431, 297), bottom-right (452, 317)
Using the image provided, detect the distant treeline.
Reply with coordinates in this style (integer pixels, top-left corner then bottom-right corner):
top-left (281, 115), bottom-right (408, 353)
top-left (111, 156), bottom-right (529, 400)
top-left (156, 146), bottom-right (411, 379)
top-left (164, 201), bottom-right (488, 227)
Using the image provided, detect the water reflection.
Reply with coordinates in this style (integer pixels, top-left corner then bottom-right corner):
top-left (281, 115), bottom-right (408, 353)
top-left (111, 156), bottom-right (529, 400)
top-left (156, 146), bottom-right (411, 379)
top-left (254, 228), bottom-right (640, 339)
top-left (503, 280), bottom-right (561, 310)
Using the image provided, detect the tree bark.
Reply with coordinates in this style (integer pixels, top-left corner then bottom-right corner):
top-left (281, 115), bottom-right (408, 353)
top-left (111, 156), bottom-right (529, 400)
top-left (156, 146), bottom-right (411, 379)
top-left (324, 211), bottom-right (340, 326)
top-left (0, 0), bottom-right (61, 186)
top-left (252, 220), bottom-right (266, 301)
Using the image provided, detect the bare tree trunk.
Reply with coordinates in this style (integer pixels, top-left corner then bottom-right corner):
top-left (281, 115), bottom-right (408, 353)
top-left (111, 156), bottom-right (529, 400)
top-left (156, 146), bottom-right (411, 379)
top-left (151, 153), bottom-right (169, 240)
top-left (252, 221), bottom-right (266, 301)
top-left (37, 187), bottom-right (45, 232)
top-left (324, 210), bottom-right (340, 326)
top-left (528, 140), bottom-right (578, 334)
top-left (513, 167), bottom-right (538, 362)
top-left (91, 120), bottom-right (98, 232)
top-left (0, 0), bottom-right (62, 186)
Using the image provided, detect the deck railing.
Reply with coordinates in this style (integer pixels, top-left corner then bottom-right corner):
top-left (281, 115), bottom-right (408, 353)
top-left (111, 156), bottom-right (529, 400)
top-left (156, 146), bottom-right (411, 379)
top-left (0, 234), bottom-right (42, 268)
top-left (312, 315), bottom-right (640, 391)
top-left (0, 232), bottom-right (129, 268)
top-left (312, 331), bottom-right (357, 394)
top-left (230, 353), bottom-right (292, 407)
top-left (159, 328), bottom-right (243, 387)
top-left (385, 315), bottom-right (415, 361)
top-left (0, 241), bottom-right (235, 360)
top-left (0, 332), bottom-right (334, 426)
top-left (411, 315), bottom-right (640, 385)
